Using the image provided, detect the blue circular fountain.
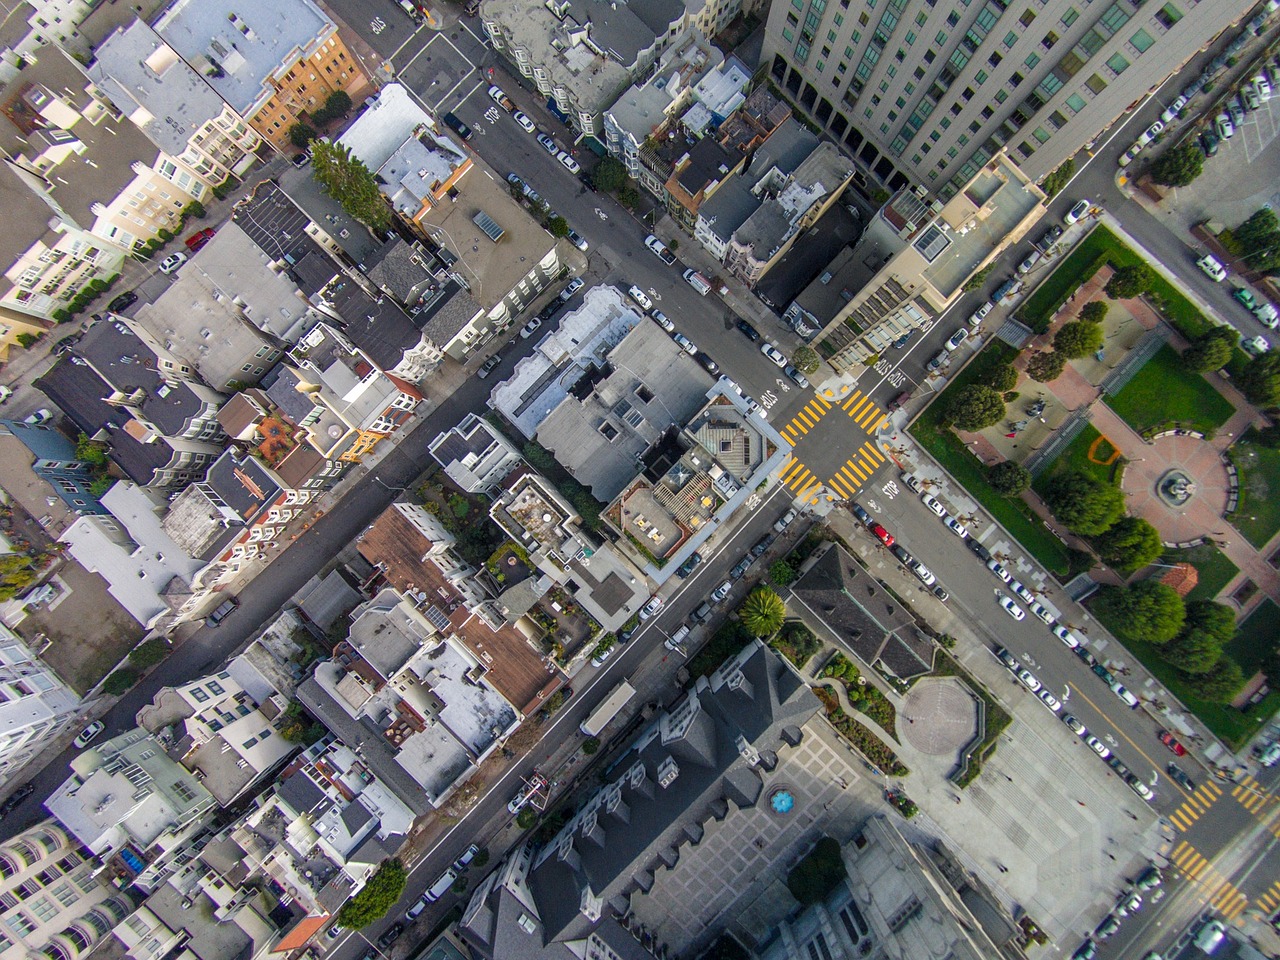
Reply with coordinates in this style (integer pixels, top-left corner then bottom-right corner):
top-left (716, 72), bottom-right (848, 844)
top-left (770, 789), bottom-right (795, 814)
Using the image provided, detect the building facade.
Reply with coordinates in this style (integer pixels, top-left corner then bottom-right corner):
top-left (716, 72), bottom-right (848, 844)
top-left (763, 0), bottom-right (1251, 197)
top-left (0, 420), bottom-right (107, 516)
top-left (0, 625), bottom-right (82, 789)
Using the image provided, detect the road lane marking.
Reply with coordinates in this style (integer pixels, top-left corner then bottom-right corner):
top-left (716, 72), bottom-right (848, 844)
top-left (789, 469), bottom-right (813, 492)
top-left (863, 442), bottom-right (886, 464)
top-left (1065, 682), bottom-right (1169, 790)
top-left (842, 391), bottom-right (863, 412)
top-left (847, 397), bottom-right (871, 419)
top-left (782, 461), bottom-right (806, 483)
top-left (856, 403), bottom-right (883, 429)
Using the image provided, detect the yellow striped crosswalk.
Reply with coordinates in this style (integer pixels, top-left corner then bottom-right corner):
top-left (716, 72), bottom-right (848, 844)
top-left (1258, 879), bottom-right (1280, 915)
top-left (1230, 775), bottom-right (1271, 814)
top-left (1168, 841), bottom-right (1249, 920)
top-left (1168, 781), bottom-right (1222, 832)
top-left (776, 388), bottom-right (891, 504)
top-left (820, 441), bottom-right (889, 502)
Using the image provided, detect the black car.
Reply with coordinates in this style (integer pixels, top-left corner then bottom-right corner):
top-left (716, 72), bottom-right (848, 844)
top-left (891, 544), bottom-right (913, 566)
top-left (675, 551), bottom-right (703, 579)
top-left (1199, 131), bottom-right (1219, 157)
top-left (694, 351), bottom-right (720, 376)
top-left (1035, 225), bottom-right (1063, 251)
top-left (378, 923), bottom-right (405, 948)
top-left (750, 533), bottom-right (775, 558)
top-left (107, 290), bottom-right (138, 313)
top-left (965, 538), bottom-right (992, 562)
top-left (736, 319), bottom-right (761, 341)
top-left (729, 556), bottom-right (752, 580)
top-left (931, 584), bottom-right (950, 602)
top-left (1076, 647), bottom-right (1099, 668)
top-left (0, 783), bottom-right (34, 820)
top-left (1091, 662), bottom-right (1115, 684)
top-left (851, 503), bottom-right (873, 526)
top-left (1167, 764), bottom-right (1195, 791)
top-left (443, 112), bottom-right (473, 141)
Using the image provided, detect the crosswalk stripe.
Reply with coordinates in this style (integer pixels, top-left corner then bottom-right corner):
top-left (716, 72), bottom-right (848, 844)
top-left (796, 476), bottom-right (820, 498)
top-left (1232, 785), bottom-right (1245, 800)
top-left (793, 418), bottom-right (811, 436)
top-left (1222, 893), bottom-right (1248, 921)
top-left (847, 459), bottom-right (868, 482)
top-left (782, 461), bottom-right (806, 482)
top-left (1203, 877), bottom-right (1230, 903)
top-left (863, 442), bottom-right (885, 464)
top-left (875, 415), bottom-right (890, 432)
top-left (1172, 844), bottom-right (1197, 868)
top-left (859, 455), bottom-right (878, 476)
top-left (841, 391), bottom-right (863, 412)
top-left (840, 467), bottom-right (862, 489)
top-left (848, 397), bottom-right (871, 419)
top-left (812, 395), bottom-right (831, 411)
top-left (797, 408), bottom-right (816, 428)
top-left (1172, 840), bottom-right (1189, 859)
top-left (807, 400), bottom-right (827, 419)
top-left (1243, 793), bottom-right (1266, 812)
top-left (857, 403), bottom-right (883, 429)
top-left (790, 469), bottom-right (813, 492)
top-left (1259, 891), bottom-right (1278, 911)
top-left (1179, 803), bottom-right (1201, 821)
top-left (828, 476), bottom-right (853, 498)
top-left (1170, 811), bottom-right (1190, 831)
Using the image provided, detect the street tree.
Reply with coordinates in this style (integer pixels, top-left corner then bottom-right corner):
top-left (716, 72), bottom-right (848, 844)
top-left (1026, 350), bottom-right (1067, 382)
top-left (791, 345), bottom-right (821, 374)
top-left (943, 384), bottom-right (1005, 431)
top-left (1182, 326), bottom-right (1238, 372)
top-left (1236, 207), bottom-right (1280, 272)
top-left (1053, 320), bottom-right (1104, 358)
top-left (769, 559), bottom-right (797, 586)
top-left (1183, 599), bottom-right (1237, 644)
top-left (593, 157), bottom-right (627, 193)
top-left (336, 860), bottom-right (406, 929)
top-left (1238, 352), bottom-right (1280, 406)
top-left (1181, 655), bottom-right (1245, 702)
top-left (1160, 628), bottom-right (1223, 674)
top-left (985, 363), bottom-right (1019, 392)
top-left (1104, 263), bottom-right (1156, 300)
top-left (1150, 141), bottom-right (1204, 188)
top-left (1093, 516), bottom-right (1162, 571)
top-left (987, 460), bottom-right (1031, 496)
top-left (310, 140), bottom-right (391, 232)
top-left (1090, 580), bottom-right (1186, 645)
top-left (1042, 470), bottom-right (1125, 536)
top-left (739, 587), bottom-right (785, 637)
top-left (1078, 301), bottom-right (1108, 324)
top-left (545, 216), bottom-right (569, 238)
top-left (288, 122), bottom-right (318, 150)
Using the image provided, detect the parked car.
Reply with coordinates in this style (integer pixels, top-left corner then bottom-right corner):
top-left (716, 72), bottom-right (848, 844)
top-left (1052, 625), bottom-right (1081, 649)
top-left (477, 354), bottom-right (502, 379)
top-left (1199, 130), bottom-right (1219, 157)
top-left (870, 524), bottom-right (894, 546)
top-left (378, 923), bottom-right (405, 947)
top-left (944, 328), bottom-right (969, 351)
top-left (774, 508), bottom-right (797, 532)
top-left (1086, 736), bottom-right (1112, 760)
top-left (567, 229), bottom-right (589, 252)
top-left (1065, 199), bottom-right (1090, 225)
top-left (966, 538), bottom-right (992, 562)
top-left (920, 494), bottom-right (947, 517)
top-left (519, 317), bottom-right (542, 339)
top-left (750, 534), bottom-right (775, 557)
top-left (784, 364), bottom-right (809, 388)
top-left (644, 235), bottom-right (676, 264)
top-left (892, 330), bottom-right (915, 348)
top-left (1158, 731), bottom-right (1187, 756)
top-left (536, 133), bottom-right (558, 154)
top-left (999, 595), bottom-right (1026, 621)
top-left (673, 333), bottom-right (697, 355)
top-left (1196, 254), bottom-right (1227, 282)
top-left (710, 580), bottom-right (733, 603)
top-left (0, 783), bottom-right (35, 820)
top-left (158, 252), bottom-right (187, 275)
top-left (443, 112), bottom-right (473, 140)
top-left (512, 110), bottom-right (536, 133)
top-left (736, 318), bottom-right (761, 341)
top-left (185, 227), bottom-right (216, 252)
top-left (1167, 764), bottom-right (1195, 791)
top-left (556, 151), bottom-right (581, 174)
top-left (107, 290), bottom-right (139, 312)
top-left (487, 84), bottom-right (515, 111)
top-left (651, 309), bottom-right (674, 332)
top-left (638, 596), bottom-right (663, 620)
top-left (292, 151), bottom-right (311, 168)
top-left (1216, 112), bottom-right (1235, 140)
top-left (559, 277), bottom-right (584, 301)
top-left (1016, 250), bottom-right (1042, 275)
top-left (74, 721), bottom-right (105, 749)
top-left (729, 556), bottom-right (752, 581)
top-left (675, 551), bottom-right (703, 579)
top-left (943, 516), bottom-right (968, 538)
top-left (968, 301), bottom-right (994, 327)
top-left (986, 559), bottom-right (1012, 583)
top-left (760, 343), bottom-right (787, 367)
top-left (628, 285), bottom-right (654, 311)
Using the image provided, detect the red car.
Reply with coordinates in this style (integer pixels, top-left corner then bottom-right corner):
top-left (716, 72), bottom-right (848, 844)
top-left (1159, 730), bottom-right (1187, 756)
top-left (870, 524), bottom-right (895, 547)
top-left (185, 227), bottom-right (216, 252)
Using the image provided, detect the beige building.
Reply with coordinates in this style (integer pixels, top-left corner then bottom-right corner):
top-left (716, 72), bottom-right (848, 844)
top-left (0, 821), bottom-right (133, 960)
top-left (815, 157), bottom-right (1044, 371)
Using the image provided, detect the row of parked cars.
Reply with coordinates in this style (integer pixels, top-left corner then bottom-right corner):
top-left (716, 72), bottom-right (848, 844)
top-left (1070, 865), bottom-right (1167, 958)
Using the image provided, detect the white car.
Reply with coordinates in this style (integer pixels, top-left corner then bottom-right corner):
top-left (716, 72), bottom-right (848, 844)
top-left (1063, 714), bottom-right (1087, 736)
top-left (1255, 74), bottom-right (1273, 102)
top-left (912, 562), bottom-right (936, 586)
top-left (1029, 601), bottom-right (1055, 624)
top-left (761, 343), bottom-right (787, 367)
top-left (944, 328), bottom-right (969, 351)
top-left (556, 151), bottom-right (581, 175)
top-left (1243, 335), bottom-right (1270, 356)
top-left (1216, 113), bottom-right (1235, 140)
top-left (638, 596), bottom-right (663, 620)
top-left (1015, 667), bottom-right (1040, 692)
top-left (1065, 199), bottom-right (1090, 225)
top-left (1038, 689), bottom-right (1062, 713)
top-left (921, 494), bottom-right (947, 518)
top-left (1009, 580), bottom-right (1034, 605)
top-left (710, 580), bottom-right (733, 603)
top-left (158, 252), bottom-right (187, 275)
top-left (1052, 624), bottom-right (1081, 649)
top-left (987, 559), bottom-right (1011, 583)
top-left (1196, 254), bottom-right (1227, 282)
top-left (512, 111), bottom-right (536, 133)
top-left (744, 397), bottom-right (767, 420)
top-left (643, 235), bottom-right (676, 264)
top-left (74, 721), bottom-right (105, 748)
top-left (1129, 779), bottom-right (1155, 802)
top-left (559, 277), bottom-right (584, 301)
top-left (651, 310), bottom-right (675, 332)
top-left (968, 301), bottom-right (994, 327)
top-left (718, 374), bottom-right (743, 396)
top-left (628, 285), bottom-right (654, 311)
top-left (537, 132), bottom-right (558, 154)
top-left (590, 646), bottom-right (614, 667)
top-left (673, 333), bottom-right (697, 355)
top-left (999, 594), bottom-right (1026, 621)
top-left (1086, 736), bottom-right (1111, 759)
top-left (1141, 119), bottom-right (1165, 143)
top-left (519, 317), bottom-right (542, 339)
top-left (1118, 141), bottom-right (1143, 167)
top-left (487, 84), bottom-right (510, 105)
top-left (944, 516), bottom-right (968, 538)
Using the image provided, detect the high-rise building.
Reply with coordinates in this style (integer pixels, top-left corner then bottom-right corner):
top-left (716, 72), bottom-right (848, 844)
top-left (763, 0), bottom-right (1252, 197)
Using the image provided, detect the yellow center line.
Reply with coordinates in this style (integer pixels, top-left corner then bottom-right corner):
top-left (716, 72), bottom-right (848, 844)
top-left (1066, 682), bottom-right (1173, 794)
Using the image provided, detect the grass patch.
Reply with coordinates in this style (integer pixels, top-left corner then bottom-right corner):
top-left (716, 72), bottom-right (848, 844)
top-left (1228, 429), bottom-right (1280, 549)
top-left (1031, 423), bottom-right (1113, 496)
top-left (1088, 598), bottom-right (1275, 748)
top-left (786, 837), bottom-right (846, 906)
top-left (1224, 599), bottom-right (1280, 678)
top-left (1159, 543), bottom-right (1240, 603)
top-left (1104, 344), bottom-right (1235, 436)
top-left (814, 686), bottom-right (909, 775)
top-left (769, 621), bottom-right (822, 669)
top-left (931, 652), bottom-right (1013, 787)
top-left (687, 620), bottom-right (752, 680)
top-left (908, 342), bottom-right (1074, 579)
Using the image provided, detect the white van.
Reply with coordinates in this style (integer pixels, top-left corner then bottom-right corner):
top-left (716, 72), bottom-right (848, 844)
top-left (423, 867), bottom-right (458, 903)
top-left (683, 269), bottom-right (712, 296)
top-left (1196, 255), bottom-right (1227, 282)
top-left (1192, 918), bottom-right (1226, 954)
top-left (664, 625), bottom-right (690, 651)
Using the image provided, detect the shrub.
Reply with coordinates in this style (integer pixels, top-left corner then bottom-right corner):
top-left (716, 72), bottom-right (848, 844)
top-left (516, 808), bottom-right (538, 829)
top-left (986, 363), bottom-right (1019, 392)
top-left (128, 637), bottom-right (169, 669)
top-left (289, 122), bottom-right (317, 149)
top-left (1053, 320), bottom-right (1104, 358)
top-left (582, 737), bottom-right (600, 755)
top-left (1236, 207), bottom-right (1280, 272)
top-left (1093, 516), bottom-right (1162, 572)
top-left (102, 668), bottom-right (139, 696)
top-left (1180, 655), bottom-right (1245, 702)
top-left (546, 215), bottom-right (569, 238)
top-left (1238, 352), bottom-right (1280, 406)
top-left (336, 860), bottom-right (406, 929)
top-left (769, 559), bottom-right (796, 586)
top-left (791, 345), bottom-right (821, 374)
top-left (1079, 301), bottom-right (1108, 324)
top-left (1042, 159), bottom-right (1075, 197)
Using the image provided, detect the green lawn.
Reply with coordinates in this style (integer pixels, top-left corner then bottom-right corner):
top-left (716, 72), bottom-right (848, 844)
top-left (1031, 423), bottom-right (1115, 496)
top-left (1159, 543), bottom-right (1241, 603)
top-left (1229, 430), bottom-right (1280, 549)
top-left (1017, 225), bottom-right (1218, 340)
top-left (909, 342), bottom-right (1075, 578)
top-left (1225, 599), bottom-right (1279, 677)
top-left (1104, 344), bottom-right (1235, 436)
top-left (1088, 599), bottom-right (1275, 748)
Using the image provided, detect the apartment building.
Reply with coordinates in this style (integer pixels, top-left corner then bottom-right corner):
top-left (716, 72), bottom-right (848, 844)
top-left (0, 821), bottom-right (133, 960)
top-left (429, 414), bottom-right (524, 495)
top-left (0, 420), bottom-right (107, 516)
top-left (152, 0), bottom-right (372, 152)
top-left (763, 0), bottom-right (1251, 197)
top-left (0, 624), bottom-right (82, 788)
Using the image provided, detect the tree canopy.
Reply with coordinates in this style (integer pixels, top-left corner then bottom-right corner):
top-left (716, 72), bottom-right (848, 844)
top-left (791, 345), bottom-right (821, 375)
top-left (1042, 470), bottom-right (1125, 536)
top-left (1236, 207), bottom-right (1280, 273)
top-left (943, 384), bottom-right (1005, 431)
top-left (311, 140), bottom-right (391, 232)
top-left (1091, 580), bottom-right (1186, 645)
top-left (1239, 352), bottom-right (1280, 406)
top-left (336, 860), bottom-right (406, 929)
top-left (1150, 140), bottom-right (1204, 188)
top-left (1180, 655), bottom-right (1245, 702)
top-left (1104, 263), bottom-right (1156, 300)
top-left (1093, 516), bottom-right (1162, 572)
top-left (1053, 320), bottom-right (1104, 359)
top-left (1183, 600), bottom-right (1236, 644)
top-left (593, 157), bottom-right (627, 192)
top-left (1182, 326), bottom-right (1238, 372)
top-left (546, 215), bottom-right (569, 238)
top-left (985, 363), bottom-right (1019, 393)
top-left (1079, 301), bottom-right (1108, 324)
top-left (1026, 350), bottom-right (1066, 382)
top-left (987, 460), bottom-right (1031, 496)
top-left (739, 587), bottom-right (785, 637)
top-left (1161, 628), bottom-right (1225, 674)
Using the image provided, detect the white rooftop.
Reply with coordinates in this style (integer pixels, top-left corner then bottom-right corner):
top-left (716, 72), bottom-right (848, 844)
top-left (377, 134), bottom-right (469, 216)
top-left (693, 56), bottom-right (751, 118)
top-left (337, 84), bottom-right (435, 172)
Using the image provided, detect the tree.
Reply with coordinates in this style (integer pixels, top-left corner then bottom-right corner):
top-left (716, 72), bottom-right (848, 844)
top-left (324, 90), bottom-right (353, 118)
top-left (1235, 207), bottom-right (1280, 272)
top-left (943, 384), bottom-right (1005, 431)
top-left (1053, 320), bottom-right (1104, 358)
top-left (769, 559), bottom-right (797, 586)
top-left (791, 345), bottom-right (821, 375)
top-left (546, 215), bottom-right (569, 238)
top-left (76, 433), bottom-right (109, 466)
top-left (987, 460), bottom-right (1031, 496)
top-left (1238, 352), bottom-right (1280, 406)
top-left (1079, 301), bottom-right (1108, 324)
top-left (288, 122), bottom-right (318, 150)
top-left (962, 262), bottom-right (996, 292)
top-left (515, 808), bottom-right (538, 829)
top-left (1042, 470), bottom-right (1125, 535)
top-left (1181, 654), bottom-right (1245, 702)
top-left (1026, 350), bottom-right (1067, 382)
top-left (310, 140), bottom-right (391, 232)
top-left (593, 157), bottom-right (627, 193)
top-left (1094, 516), bottom-right (1162, 571)
top-left (1090, 580), bottom-right (1186, 645)
top-left (1184, 600), bottom-right (1237, 644)
top-left (985, 363), bottom-right (1019, 393)
top-left (336, 860), bottom-right (406, 929)
top-left (102, 667), bottom-right (139, 696)
top-left (739, 587), bottom-right (785, 637)
top-left (1104, 263), bottom-right (1156, 300)
top-left (1182, 326), bottom-right (1238, 372)
top-left (582, 737), bottom-right (600, 754)
top-left (1150, 140), bottom-right (1204, 187)
top-left (1042, 159), bottom-right (1075, 197)
top-left (1160, 628), bottom-right (1224, 674)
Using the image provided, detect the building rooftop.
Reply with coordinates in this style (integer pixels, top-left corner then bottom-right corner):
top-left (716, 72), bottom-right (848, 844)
top-left (290, 323), bottom-right (405, 430)
top-left (691, 55), bottom-right (750, 121)
top-left (537, 320), bottom-right (714, 502)
top-left (233, 180), bottom-right (329, 270)
top-left (87, 19), bottom-right (231, 157)
top-left (0, 164), bottom-right (67, 302)
top-left (153, 0), bottom-right (333, 117)
top-left (202, 447), bottom-right (283, 522)
top-left (753, 202), bottom-right (862, 312)
top-left (750, 118), bottom-right (818, 176)
top-left (337, 83), bottom-right (435, 172)
top-left (732, 142), bottom-right (853, 264)
top-left (672, 136), bottom-right (738, 198)
top-left (377, 132), bottom-right (470, 218)
top-left (716, 85), bottom-right (790, 154)
top-left (280, 172), bottom-right (383, 265)
top-left (317, 273), bottom-right (425, 372)
top-left (697, 178), bottom-right (757, 243)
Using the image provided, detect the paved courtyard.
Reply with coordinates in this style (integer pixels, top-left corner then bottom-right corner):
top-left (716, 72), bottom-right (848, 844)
top-left (900, 678), bottom-right (978, 757)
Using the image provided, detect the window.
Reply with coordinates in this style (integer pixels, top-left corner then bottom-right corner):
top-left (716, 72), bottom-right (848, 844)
top-left (1155, 3), bottom-right (1182, 28)
top-left (1024, 52), bottom-right (1040, 69)
top-left (1085, 73), bottom-right (1107, 94)
top-left (946, 11), bottom-right (959, 27)
top-left (935, 30), bottom-right (947, 44)
top-left (975, 70), bottom-right (988, 84)
top-left (1065, 93), bottom-right (1087, 113)
top-left (1041, 31), bottom-right (1058, 50)
top-left (994, 89), bottom-right (1008, 103)
top-left (1106, 52), bottom-right (1129, 74)
top-left (1130, 28), bottom-right (1154, 52)
top-left (988, 51), bottom-right (1003, 67)
top-left (1019, 9), bottom-right (1036, 27)
top-left (1003, 31), bottom-right (1017, 48)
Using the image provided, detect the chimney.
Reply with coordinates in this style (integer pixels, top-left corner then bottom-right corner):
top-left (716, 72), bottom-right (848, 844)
top-left (725, 667), bottom-right (753, 700)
